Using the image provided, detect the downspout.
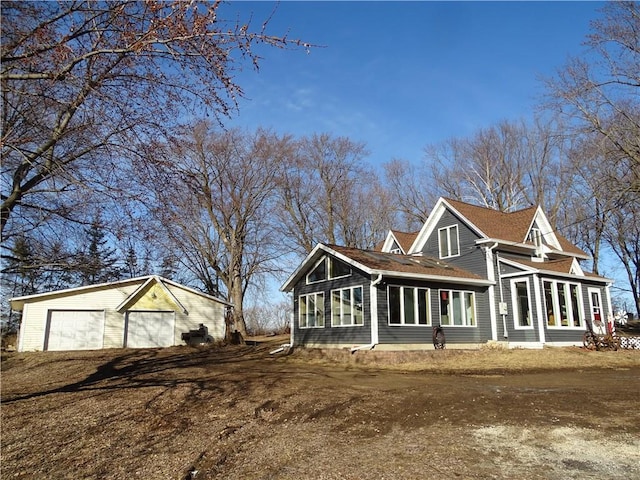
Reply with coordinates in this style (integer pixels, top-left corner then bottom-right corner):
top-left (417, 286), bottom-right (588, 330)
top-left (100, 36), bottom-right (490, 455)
top-left (496, 252), bottom-right (508, 339)
top-left (486, 243), bottom-right (499, 341)
top-left (351, 273), bottom-right (382, 353)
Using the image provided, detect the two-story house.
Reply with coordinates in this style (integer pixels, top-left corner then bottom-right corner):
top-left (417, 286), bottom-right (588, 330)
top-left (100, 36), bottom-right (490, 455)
top-left (281, 197), bottom-right (613, 349)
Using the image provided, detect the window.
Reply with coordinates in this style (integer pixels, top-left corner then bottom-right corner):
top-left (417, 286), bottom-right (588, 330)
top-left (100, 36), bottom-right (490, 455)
top-left (306, 259), bottom-right (326, 284)
top-left (299, 292), bottom-right (324, 328)
top-left (331, 286), bottom-right (363, 326)
top-left (329, 257), bottom-right (351, 279)
top-left (388, 286), bottom-right (430, 325)
top-left (528, 227), bottom-right (542, 247)
top-left (512, 279), bottom-right (532, 328)
top-left (439, 290), bottom-right (475, 326)
top-left (544, 280), bottom-right (583, 328)
top-left (306, 257), bottom-right (351, 284)
top-left (588, 288), bottom-right (603, 331)
top-left (438, 225), bottom-right (459, 258)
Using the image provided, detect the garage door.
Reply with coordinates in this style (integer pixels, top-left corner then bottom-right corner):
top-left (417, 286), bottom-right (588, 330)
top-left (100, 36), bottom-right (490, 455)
top-left (126, 311), bottom-right (175, 348)
top-left (46, 310), bottom-right (105, 351)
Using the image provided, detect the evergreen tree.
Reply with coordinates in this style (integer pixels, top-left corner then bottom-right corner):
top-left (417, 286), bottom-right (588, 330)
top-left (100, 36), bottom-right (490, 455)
top-left (77, 216), bottom-right (121, 284)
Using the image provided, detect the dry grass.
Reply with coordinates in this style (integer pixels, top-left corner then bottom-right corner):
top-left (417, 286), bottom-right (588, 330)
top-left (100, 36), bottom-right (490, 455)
top-left (285, 344), bottom-right (640, 373)
top-left (2, 340), bottom-right (640, 480)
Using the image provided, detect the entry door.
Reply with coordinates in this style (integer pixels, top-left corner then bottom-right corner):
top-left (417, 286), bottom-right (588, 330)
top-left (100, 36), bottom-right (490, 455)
top-left (125, 311), bottom-right (175, 348)
top-left (46, 310), bottom-right (105, 351)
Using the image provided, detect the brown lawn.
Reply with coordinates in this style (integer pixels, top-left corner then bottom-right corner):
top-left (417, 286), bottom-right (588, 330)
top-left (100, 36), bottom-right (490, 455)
top-left (2, 338), bottom-right (639, 479)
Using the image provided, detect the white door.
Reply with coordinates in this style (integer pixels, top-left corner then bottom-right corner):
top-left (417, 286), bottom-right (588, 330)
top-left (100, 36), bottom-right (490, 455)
top-left (126, 311), bottom-right (175, 348)
top-left (46, 310), bottom-right (105, 351)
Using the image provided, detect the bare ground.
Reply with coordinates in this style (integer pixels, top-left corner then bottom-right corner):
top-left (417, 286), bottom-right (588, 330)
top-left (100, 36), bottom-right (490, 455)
top-left (2, 338), bottom-right (639, 480)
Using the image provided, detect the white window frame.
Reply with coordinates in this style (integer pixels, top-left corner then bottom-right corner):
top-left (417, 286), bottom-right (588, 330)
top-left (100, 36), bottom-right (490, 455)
top-left (510, 278), bottom-right (533, 329)
top-left (306, 258), bottom-right (327, 285)
top-left (331, 285), bottom-right (364, 327)
top-left (587, 287), bottom-right (604, 332)
top-left (298, 292), bottom-right (325, 329)
top-left (529, 227), bottom-right (542, 247)
top-left (438, 224), bottom-right (460, 259)
top-left (328, 257), bottom-right (351, 280)
top-left (387, 285), bottom-right (431, 326)
top-left (543, 280), bottom-right (584, 329)
top-left (439, 289), bottom-right (476, 327)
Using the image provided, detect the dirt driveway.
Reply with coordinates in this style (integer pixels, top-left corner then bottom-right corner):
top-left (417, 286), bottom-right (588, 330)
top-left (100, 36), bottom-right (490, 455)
top-left (2, 340), bottom-right (639, 479)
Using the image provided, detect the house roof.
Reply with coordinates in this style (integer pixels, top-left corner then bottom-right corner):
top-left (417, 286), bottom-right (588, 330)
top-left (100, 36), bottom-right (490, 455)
top-left (444, 198), bottom-right (537, 244)
top-left (410, 197), bottom-right (588, 258)
top-left (281, 243), bottom-right (491, 292)
top-left (377, 230), bottom-right (419, 253)
top-left (500, 256), bottom-right (611, 283)
top-left (9, 275), bottom-right (232, 311)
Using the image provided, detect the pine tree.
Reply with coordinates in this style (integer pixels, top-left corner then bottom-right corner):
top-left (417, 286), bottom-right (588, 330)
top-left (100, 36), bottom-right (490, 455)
top-left (77, 216), bottom-right (121, 284)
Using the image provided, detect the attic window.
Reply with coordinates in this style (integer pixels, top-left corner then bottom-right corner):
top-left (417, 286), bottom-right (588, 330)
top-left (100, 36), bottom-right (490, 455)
top-left (307, 258), bottom-right (327, 284)
top-left (390, 248), bottom-right (402, 254)
top-left (529, 228), bottom-right (542, 247)
top-left (306, 256), bottom-right (351, 284)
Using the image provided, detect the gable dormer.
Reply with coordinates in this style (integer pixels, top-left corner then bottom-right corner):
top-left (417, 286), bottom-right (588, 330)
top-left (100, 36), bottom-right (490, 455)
top-left (525, 207), bottom-right (563, 261)
top-left (380, 230), bottom-right (419, 255)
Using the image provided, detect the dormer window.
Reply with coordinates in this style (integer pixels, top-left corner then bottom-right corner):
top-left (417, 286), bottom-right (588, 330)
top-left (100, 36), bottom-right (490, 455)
top-left (438, 224), bottom-right (459, 258)
top-left (529, 228), bottom-right (542, 247)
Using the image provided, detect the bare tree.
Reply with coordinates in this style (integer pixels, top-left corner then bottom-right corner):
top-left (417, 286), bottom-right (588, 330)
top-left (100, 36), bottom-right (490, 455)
top-left (543, 1), bottom-right (640, 200)
top-left (1, 0), bottom-right (309, 240)
top-left (382, 158), bottom-right (435, 230)
top-left (424, 119), bottom-right (572, 221)
top-left (277, 133), bottom-right (392, 254)
top-left (143, 122), bottom-right (292, 340)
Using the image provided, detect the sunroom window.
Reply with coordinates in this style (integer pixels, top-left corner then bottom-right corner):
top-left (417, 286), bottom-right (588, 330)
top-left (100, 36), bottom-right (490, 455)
top-left (299, 292), bottom-right (324, 328)
top-left (440, 289), bottom-right (475, 326)
top-left (331, 286), bottom-right (363, 326)
top-left (544, 280), bottom-right (583, 328)
top-left (388, 286), bottom-right (430, 325)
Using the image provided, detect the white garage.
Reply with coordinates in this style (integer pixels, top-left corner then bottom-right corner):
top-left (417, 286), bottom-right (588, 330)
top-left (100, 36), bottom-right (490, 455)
top-left (10, 275), bottom-right (232, 352)
top-left (125, 311), bottom-right (175, 348)
top-left (45, 310), bottom-right (105, 351)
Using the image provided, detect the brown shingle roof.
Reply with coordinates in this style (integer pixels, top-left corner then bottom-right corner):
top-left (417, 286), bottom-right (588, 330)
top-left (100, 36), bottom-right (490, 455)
top-left (391, 230), bottom-right (419, 252)
top-left (445, 198), bottom-right (536, 243)
top-left (445, 198), bottom-right (588, 257)
top-left (329, 244), bottom-right (485, 281)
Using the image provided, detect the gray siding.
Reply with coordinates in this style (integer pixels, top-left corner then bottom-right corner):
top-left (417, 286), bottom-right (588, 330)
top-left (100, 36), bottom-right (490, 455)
top-left (292, 256), bottom-right (372, 347)
top-left (376, 278), bottom-right (492, 345)
top-left (419, 209), bottom-right (488, 278)
top-left (499, 273), bottom-right (541, 343)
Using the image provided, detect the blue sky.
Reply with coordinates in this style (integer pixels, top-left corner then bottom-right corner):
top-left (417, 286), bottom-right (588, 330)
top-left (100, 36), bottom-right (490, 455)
top-left (224, 1), bottom-right (604, 168)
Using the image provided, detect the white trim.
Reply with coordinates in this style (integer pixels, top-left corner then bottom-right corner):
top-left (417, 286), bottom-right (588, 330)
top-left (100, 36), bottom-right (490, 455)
top-left (533, 274), bottom-right (546, 344)
top-left (587, 287), bottom-right (604, 327)
top-left (281, 243), bottom-right (494, 292)
top-left (298, 291), bottom-right (325, 329)
top-left (438, 224), bottom-right (460, 259)
top-left (116, 276), bottom-right (188, 314)
top-left (381, 231), bottom-right (406, 254)
top-left (510, 278), bottom-right (534, 330)
top-left (306, 256), bottom-right (327, 285)
top-left (330, 285), bottom-right (365, 327)
top-left (386, 285), bottom-right (431, 326)
top-left (438, 289), bottom-right (477, 327)
top-left (370, 275), bottom-right (382, 344)
top-left (543, 279), bottom-right (586, 329)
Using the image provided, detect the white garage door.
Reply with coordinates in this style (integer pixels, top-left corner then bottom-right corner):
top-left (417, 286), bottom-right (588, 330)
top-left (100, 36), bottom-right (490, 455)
top-left (46, 310), bottom-right (105, 351)
top-left (126, 311), bottom-right (175, 348)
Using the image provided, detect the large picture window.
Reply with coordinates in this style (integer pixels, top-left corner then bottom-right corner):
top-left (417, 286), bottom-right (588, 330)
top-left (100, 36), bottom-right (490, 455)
top-left (544, 280), bottom-right (583, 328)
top-left (331, 286), bottom-right (363, 326)
top-left (440, 289), bottom-right (475, 326)
top-left (388, 286), bottom-right (430, 325)
top-left (438, 225), bottom-right (460, 258)
top-left (299, 292), bottom-right (324, 328)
